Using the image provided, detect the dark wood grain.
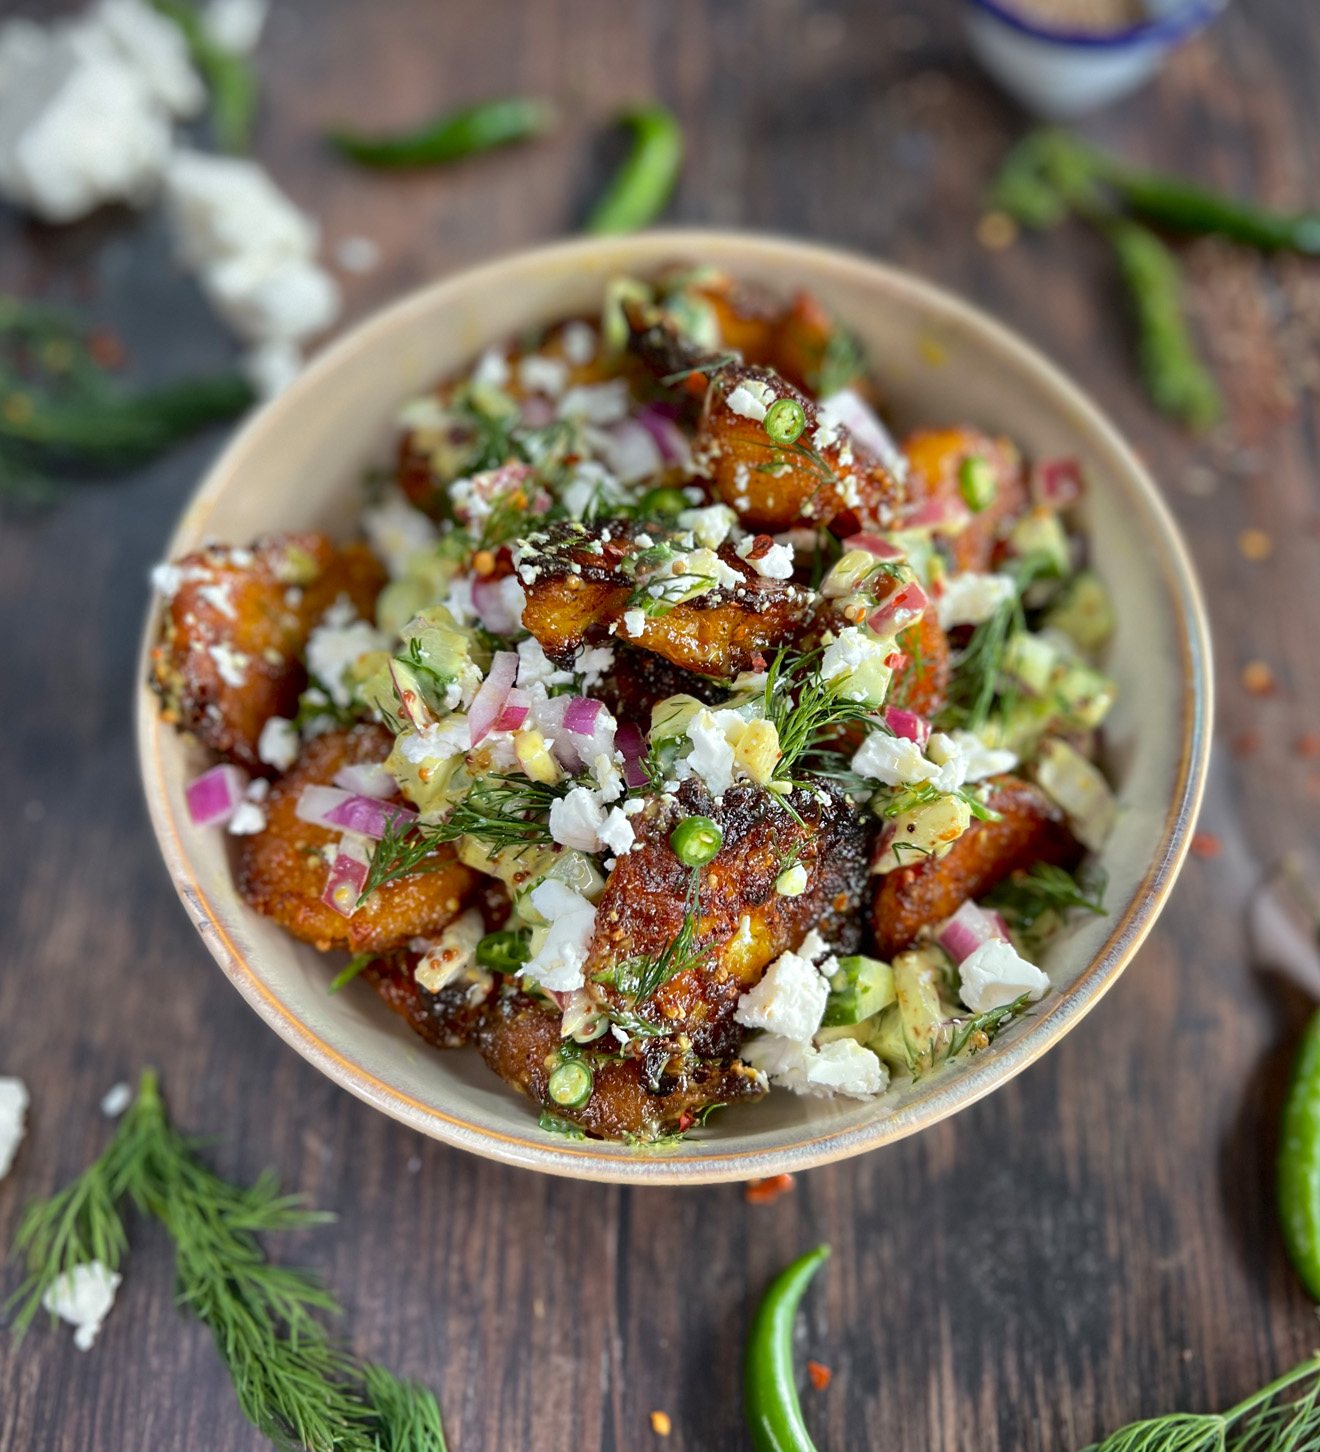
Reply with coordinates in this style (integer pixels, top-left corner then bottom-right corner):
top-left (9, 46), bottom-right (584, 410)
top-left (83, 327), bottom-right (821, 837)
top-left (2, 1), bottom-right (1320, 1448)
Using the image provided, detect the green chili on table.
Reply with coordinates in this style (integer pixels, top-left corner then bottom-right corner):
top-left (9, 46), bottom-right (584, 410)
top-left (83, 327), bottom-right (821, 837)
top-left (744, 1244), bottom-right (830, 1452)
top-left (149, 0), bottom-right (258, 153)
top-left (329, 98), bottom-right (557, 168)
top-left (1279, 1007), bottom-right (1320, 1300)
top-left (583, 105), bottom-right (683, 235)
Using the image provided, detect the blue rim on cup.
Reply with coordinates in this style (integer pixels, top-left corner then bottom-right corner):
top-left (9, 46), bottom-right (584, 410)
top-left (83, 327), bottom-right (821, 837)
top-left (964, 0), bottom-right (1227, 118)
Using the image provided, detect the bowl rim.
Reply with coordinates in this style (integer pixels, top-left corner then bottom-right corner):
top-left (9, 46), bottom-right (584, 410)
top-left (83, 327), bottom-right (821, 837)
top-left (136, 227), bottom-right (1212, 1184)
top-left (964, 0), bottom-right (1224, 49)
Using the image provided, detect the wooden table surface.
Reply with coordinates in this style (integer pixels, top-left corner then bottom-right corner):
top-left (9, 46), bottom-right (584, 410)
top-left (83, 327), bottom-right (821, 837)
top-left (3, 1), bottom-right (1320, 1447)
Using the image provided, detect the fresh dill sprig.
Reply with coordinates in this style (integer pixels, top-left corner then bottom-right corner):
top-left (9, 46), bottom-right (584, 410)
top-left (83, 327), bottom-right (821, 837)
top-left (604, 864), bottom-right (709, 1003)
top-left (879, 779), bottom-right (1001, 823)
top-left (762, 646), bottom-right (884, 777)
top-left (944, 993), bottom-right (1032, 1061)
top-left (8, 1070), bottom-right (450, 1452)
top-left (813, 325), bottom-right (867, 399)
top-left (356, 816), bottom-right (453, 906)
top-left (984, 862), bottom-right (1106, 947)
top-left (328, 953), bottom-right (373, 994)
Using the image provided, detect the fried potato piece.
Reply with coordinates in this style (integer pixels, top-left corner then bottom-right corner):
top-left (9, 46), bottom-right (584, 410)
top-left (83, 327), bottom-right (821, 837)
top-left (516, 521), bottom-right (813, 679)
top-left (151, 534), bottom-right (385, 771)
top-left (901, 427), bottom-right (1029, 574)
top-left (592, 644), bottom-right (726, 725)
top-left (238, 724), bottom-right (481, 954)
top-left (693, 364), bottom-right (908, 534)
top-left (888, 612), bottom-right (952, 719)
top-left (363, 951), bottom-right (498, 1050)
top-left (872, 775), bottom-right (1080, 958)
top-left (476, 990), bottom-right (765, 1142)
top-left (587, 779), bottom-right (870, 1051)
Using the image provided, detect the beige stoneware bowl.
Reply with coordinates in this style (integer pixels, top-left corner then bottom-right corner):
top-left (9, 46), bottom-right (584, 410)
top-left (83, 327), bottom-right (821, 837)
top-left (137, 231), bottom-right (1211, 1183)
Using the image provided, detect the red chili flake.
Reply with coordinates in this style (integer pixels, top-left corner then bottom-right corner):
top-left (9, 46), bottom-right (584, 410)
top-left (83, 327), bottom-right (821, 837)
top-left (807, 1361), bottom-right (833, 1391)
top-left (677, 1111), bottom-right (695, 1133)
top-left (884, 651), bottom-right (909, 672)
top-left (1242, 661), bottom-right (1277, 697)
top-left (745, 533), bottom-right (775, 561)
top-left (1232, 731), bottom-right (1262, 757)
top-left (1297, 733), bottom-right (1320, 758)
top-left (1190, 832), bottom-right (1222, 859)
top-left (743, 1173), bottom-right (796, 1204)
top-left (87, 329), bottom-right (125, 369)
top-left (750, 652), bottom-right (768, 673)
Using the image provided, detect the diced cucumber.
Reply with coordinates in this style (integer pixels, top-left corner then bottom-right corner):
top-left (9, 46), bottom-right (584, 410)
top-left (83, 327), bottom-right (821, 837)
top-left (1003, 630), bottom-right (1059, 696)
top-left (1035, 737), bottom-right (1116, 852)
top-left (890, 949), bottom-right (945, 1071)
top-left (1009, 507), bottom-right (1071, 578)
top-left (1043, 569), bottom-right (1114, 652)
top-left (822, 955), bottom-right (896, 1027)
top-left (1053, 659), bottom-right (1116, 729)
top-left (878, 794), bottom-right (972, 873)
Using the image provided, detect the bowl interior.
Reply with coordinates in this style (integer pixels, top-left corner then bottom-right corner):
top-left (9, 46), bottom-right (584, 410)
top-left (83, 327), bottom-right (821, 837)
top-left (137, 231), bottom-right (1210, 1183)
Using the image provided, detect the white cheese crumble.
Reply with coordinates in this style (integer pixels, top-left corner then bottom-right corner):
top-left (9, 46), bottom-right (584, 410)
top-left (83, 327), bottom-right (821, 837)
top-left (227, 800), bottom-right (267, 835)
top-left (958, 937), bottom-right (1050, 1013)
top-left (548, 786), bottom-right (607, 853)
top-left (361, 488), bottom-right (438, 578)
top-left (0, 1076), bottom-right (29, 1179)
top-left (797, 929), bottom-right (831, 963)
top-left (42, 1261), bottom-right (121, 1351)
top-left (517, 636), bottom-right (574, 691)
top-left (743, 1035), bottom-right (887, 1099)
top-left (818, 627), bottom-right (886, 684)
top-left (518, 353), bottom-right (568, 397)
top-left (724, 377), bottom-right (777, 422)
top-left (398, 715), bottom-right (471, 765)
top-left (100, 1081), bottom-right (132, 1118)
top-left (257, 716), bottom-right (300, 771)
top-left (414, 908), bottom-right (485, 994)
top-left (305, 599), bottom-right (387, 709)
top-left (470, 346), bottom-right (510, 390)
top-left (623, 608), bottom-right (646, 638)
top-left (935, 572), bottom-right (1016, 629)
top-left (208, 642), bottom-right (249, 688)
top-left (735, 536), bottom-right (795, 579)
top-left (851, 731), bottom-right (930, 786)
top-left (598, 806), bottom-right (636, 857)
top-left (523, 880), bottom-right (597, 993)
top-left (575, 643), bottom-right (615, 689)
top-left (685, 708), bottom-right (738, 797)
top-left (557, 379), bottom-right (630, 425)
top-left (676, 503), bottom-right (739, 550)
top-left (96, 0), bottom-right (205, 117)
top-left (734, 949), bottom-right (828, 1043)
top-left (561, 320), bottom-right (596, 365)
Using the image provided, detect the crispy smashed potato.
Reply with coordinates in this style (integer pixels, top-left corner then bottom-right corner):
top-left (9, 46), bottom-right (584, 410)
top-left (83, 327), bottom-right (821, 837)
top-left (592, 644), bottom-right (726, 725)
top-left (901, 427), bottom-right (1028, 574)
top-left (693, 364), bottom-right (907, 534)
top-left (476, 990), bottom-right (765, 1142)
top-left (872, 775), bottom-right (1080, 958)
top-left (151, 534), bottom-right (384, 771)
top-left (587, 779), bottom-right (870, 1051)
top-left (363, 951), bottom-right (497, 1050)
top-left (888, 612), bottom-right (952, 719)
top-left (238, 724), bottom-right (481, 953)
top-left (516, 521), bottom-right (813, 679)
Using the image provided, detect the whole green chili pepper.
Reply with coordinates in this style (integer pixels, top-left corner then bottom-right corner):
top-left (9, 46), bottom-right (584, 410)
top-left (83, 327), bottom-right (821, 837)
top-left (744, 1244), bottom-right (830, 1452)
top-left (1279, 1008), bottom-right (1320, 1301)
top-left (328, 98), bottom-right (557, 168)
top-left (583, 105), bottom-right (683, 235)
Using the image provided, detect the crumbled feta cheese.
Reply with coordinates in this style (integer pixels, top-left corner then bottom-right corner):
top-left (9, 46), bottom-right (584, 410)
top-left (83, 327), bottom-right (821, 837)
top-left (257, 715), bottom-right (300, 771)
top-left (517, 636), bottom-right (574, 691)
top-left (794, 930), bottom-right (829, 964)
top-left (0, 1076), bottom-right (29, 1179)
top-left (305, 599), bottom-right (386, 708)
top-left (361, 488), bottom-right (439, 578)
top-left (676, 503), bottom-right (739, 550)
top-left (734, 949), bottom-right (828, 1042)
top-left (42, 1261), bottom-right (121, 1351)
top-left (519, 353), bottom-right (568, 398)
top-left (0, 34), bottom-right (172, 222)
top-left (95, 0), bottom-right (204, 118)
top-left (735, 536), bottom-right (794, 579)
top-left (623, 608), bottom-right (646, 638)
top-left (548, 786), bottom-right (607, 852)
top-left (523, 880), bottom-right (597, 993)
top-left (724, 376), bottom-right (777, 422)
top-left (743, 1034), bottom-right (887, 1098)
top-left (935, 572), bottom-right (1016, 629)
top-left (242, 338), bottom-right (303, 400)
top-left (685, 708), bottom-right (738, 797)
top-left (202, 0), bottom-right (269, 54)
top-left (165, 149), bottom-right (318, 272)
top-left (204, 250), bottom-right (340, 345)
top-left (99, 1082), bottom-right (132, 1118)
top-left (470, 346), bottom-right (510, 390)
top-left (398, 715), bottom-right (471, 764)
top-left (818, 627), bottom-right (886, 684)
top-left (557, 379), bottom-right (630, 425)
top-left (414, 908), bottom-right (485, 993)
top-left (958, 937), bottom-right (1049, 1013)
top-left (227, 800), bottom-right (267, 835)
top-left (149, 561), bottom-right (185, 599)
top-left (944, 729), bottom-right (1017, 783)
top-left (561, 320), bottom-right (596, 365)
top-left (598, 806), bottom-right (636, 856)
top-left (774, 863), bottom-right (809, 896)
top-left (575, 643), bottom-right (615, 689)
top-left (598, 420), bottom-right (662, 484)
top-left (851, 731), bottom-right (930, 786)
top-left (208, 642), bottom-right (249, 687)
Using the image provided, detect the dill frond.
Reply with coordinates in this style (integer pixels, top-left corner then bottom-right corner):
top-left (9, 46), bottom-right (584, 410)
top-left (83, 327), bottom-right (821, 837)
top-left (603, 864), bottom-right (709, 1003)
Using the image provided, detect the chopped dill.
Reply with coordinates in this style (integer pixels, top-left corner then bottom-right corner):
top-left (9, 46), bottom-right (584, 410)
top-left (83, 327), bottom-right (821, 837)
top-left (983, 862), bottom-right (1106, 948)
top-left (813, 325), bottom-right (867, 399)
top-left (762, 646), bottom-right (885, 777)
top-left (943, 993), bottom-right (1032, 1060)
top-left (327, 953), bottom-right (373, 994)
top-left (602, 864), bottom-right (709, 1003)
top-left (879, 780), bottom-right (1001, 823)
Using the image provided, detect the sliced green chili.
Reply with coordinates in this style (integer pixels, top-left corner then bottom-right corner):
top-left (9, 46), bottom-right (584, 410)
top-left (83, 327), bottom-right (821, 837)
top-left (476, 929), bottom-right (531, 973)
top-left (328, 97), bottom-right (557, 168)
top-left (669, 815), bottom-right (723, 867)
top-left (959, 455), bottom-right (997, 512)
top-left (547, 1059), bottom-right (593, 1108)
top-left (1279, 1008), bottom-right (1320, 1300)
top-left (638, 485), bottom-right (690, 518)
top-left (764, 397), bottom-right (807, 446)
top-left (745, 1244), bottom-right (830, 1452)
top-left (584, 105), bottom-right (683, 235)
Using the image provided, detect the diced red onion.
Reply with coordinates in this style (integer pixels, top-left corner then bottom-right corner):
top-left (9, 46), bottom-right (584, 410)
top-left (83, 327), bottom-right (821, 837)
top-left (520, 395), bottom-right (555, 428)
top-left (321, 838), bottom-right (369, 918)
top-left (333, 762), bottom-right (396, 799)
top-left (494, 687), bottom-right (530, 733)
top-left (904, 494), bottom-right (972, 533)
top-left (323, 794), bottom-right (417, 840)
top-left (472, 576), bottom-right (524, 636)
top-left (867, 580), bottom-right (929, 638)
top-left (615, 722), bottom-right (649, 788)
top-left (469, 650), bottom-right (519, 745)
top-left (937, 899), bottom-right (1010, 966)
top-left (1034, 456), bottom-right (1084, 509)
top-left (635, 404), bottom-right (691, 466)
top-left (187, 764), bottom-right (249, 827)
top-left (884, 707), bottom-right (931, 748)
top-left (843, 532), bottom-right (905, 561)
top-left (296, 785), bottom-right (351, 827)
top-left (562, 696), bottom-right (604, 737)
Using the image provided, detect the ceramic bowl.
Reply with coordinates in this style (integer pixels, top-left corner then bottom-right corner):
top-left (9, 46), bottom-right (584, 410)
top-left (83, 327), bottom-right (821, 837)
top-left (136, 231), bottom-right (1211, 1184)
